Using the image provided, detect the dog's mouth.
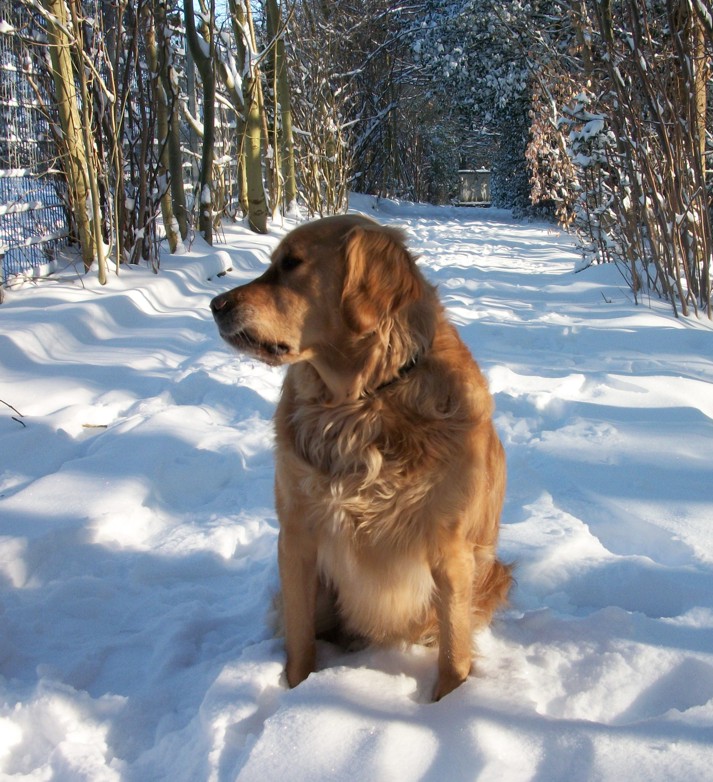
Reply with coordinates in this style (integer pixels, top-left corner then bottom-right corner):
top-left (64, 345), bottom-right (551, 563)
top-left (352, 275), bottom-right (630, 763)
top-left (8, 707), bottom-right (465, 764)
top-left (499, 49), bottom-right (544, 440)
top-left (221, 327), bottom-right (292, 364)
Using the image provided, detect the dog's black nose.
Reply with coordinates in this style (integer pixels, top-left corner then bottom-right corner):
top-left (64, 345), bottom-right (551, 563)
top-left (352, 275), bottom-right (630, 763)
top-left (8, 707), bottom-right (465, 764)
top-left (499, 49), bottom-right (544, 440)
top-left (210, 293), bottom-right (231, 315)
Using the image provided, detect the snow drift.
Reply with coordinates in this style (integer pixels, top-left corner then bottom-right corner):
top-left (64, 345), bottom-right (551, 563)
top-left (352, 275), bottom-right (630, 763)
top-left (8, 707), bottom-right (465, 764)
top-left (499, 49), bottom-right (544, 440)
top-left (1, 195), bottom-right (712, 780)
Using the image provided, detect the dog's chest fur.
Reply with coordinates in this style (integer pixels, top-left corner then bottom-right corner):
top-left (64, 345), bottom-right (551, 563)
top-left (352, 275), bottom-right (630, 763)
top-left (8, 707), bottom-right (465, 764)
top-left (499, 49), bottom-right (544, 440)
top-left (277, 360), bottom-right (472, 550)
top-left (293, 400), bottom-right (435, 535)
top-left (280, 377), bottom-right (454, 641)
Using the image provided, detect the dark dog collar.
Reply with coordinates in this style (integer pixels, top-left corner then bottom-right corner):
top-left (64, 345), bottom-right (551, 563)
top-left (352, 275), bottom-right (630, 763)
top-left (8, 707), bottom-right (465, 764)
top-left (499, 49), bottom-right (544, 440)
top-left (369, 351), bottom-right (423, 396)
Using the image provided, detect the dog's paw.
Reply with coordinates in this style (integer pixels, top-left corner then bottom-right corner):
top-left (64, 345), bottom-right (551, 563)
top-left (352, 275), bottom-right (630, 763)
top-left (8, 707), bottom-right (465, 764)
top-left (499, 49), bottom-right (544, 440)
top-left (285, 657), bottom-right (315, 689)
top-left (433, 670), bottom-right (468, 701)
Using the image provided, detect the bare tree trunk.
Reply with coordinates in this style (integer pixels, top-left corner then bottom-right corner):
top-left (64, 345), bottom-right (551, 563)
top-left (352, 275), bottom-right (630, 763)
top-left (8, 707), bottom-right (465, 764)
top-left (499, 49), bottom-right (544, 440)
top-left (184, 0), bottom-right (215, 245)
top-left (155, 0), bottom-right (188, 241)
top-left (245, 75), bottom-right (269, 233)
top-left (42, 0), bottom-right (94, 270)
top-left (101, 0), bottom-right (125, 272)
top-left (266, 0), bottom-right (297, 213)
top-left (67, 0), bottom-right (107, 283)
top-left (184, 44), bottom-right (201, 186)
top-left (229, 0), bottom-right (268, 233)
top-left (146, 3), bottom-right (179, 253)
top-left (672, 0), bottom-right (710, 313)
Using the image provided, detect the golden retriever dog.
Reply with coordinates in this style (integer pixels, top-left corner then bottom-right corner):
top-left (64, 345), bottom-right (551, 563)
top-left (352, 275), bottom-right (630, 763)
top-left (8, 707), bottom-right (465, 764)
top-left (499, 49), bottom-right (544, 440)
top-left (211, 214), bottom-right (511, 700)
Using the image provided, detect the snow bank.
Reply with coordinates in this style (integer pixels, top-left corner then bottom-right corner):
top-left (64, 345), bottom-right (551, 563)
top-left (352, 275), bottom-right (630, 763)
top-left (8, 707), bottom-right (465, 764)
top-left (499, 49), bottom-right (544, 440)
top-left (1, 198), bottom-right (712, 780)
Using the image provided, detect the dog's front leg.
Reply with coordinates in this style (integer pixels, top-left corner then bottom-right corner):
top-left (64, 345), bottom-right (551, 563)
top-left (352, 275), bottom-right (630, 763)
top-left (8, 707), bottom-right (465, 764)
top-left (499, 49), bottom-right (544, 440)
top-left (431, 538), bottom-right (475, 701)
top-left (278, 528), bottom-right (318, 688)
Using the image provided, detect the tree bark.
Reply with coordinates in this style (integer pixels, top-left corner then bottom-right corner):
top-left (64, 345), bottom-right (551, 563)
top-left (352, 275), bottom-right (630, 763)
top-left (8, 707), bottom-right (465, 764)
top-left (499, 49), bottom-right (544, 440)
top-left (42, 0), bottom-right (94, 270)
top-left (184, 0), bottom-right (215, 245)
top-left (156, 0), bottom-right (188, 241)
top-left (266, 0), bottom-right (297, 213)
top-left (229, 0), bottom-right (268, 233)
top-left (146, 4), bottom-right (179, 253)
top-left (66, 0), bottom-right (107, 283)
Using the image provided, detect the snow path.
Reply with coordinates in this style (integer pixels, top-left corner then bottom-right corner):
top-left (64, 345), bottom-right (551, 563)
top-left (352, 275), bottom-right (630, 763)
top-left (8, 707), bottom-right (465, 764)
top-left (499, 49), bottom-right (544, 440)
top-left (1, 196), bottom-right (712, 780)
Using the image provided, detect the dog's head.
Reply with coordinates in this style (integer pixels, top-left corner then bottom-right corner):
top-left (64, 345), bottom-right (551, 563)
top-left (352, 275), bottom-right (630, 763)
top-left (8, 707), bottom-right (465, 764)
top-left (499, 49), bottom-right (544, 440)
top-left (211, 215), bottom-right (433, 403)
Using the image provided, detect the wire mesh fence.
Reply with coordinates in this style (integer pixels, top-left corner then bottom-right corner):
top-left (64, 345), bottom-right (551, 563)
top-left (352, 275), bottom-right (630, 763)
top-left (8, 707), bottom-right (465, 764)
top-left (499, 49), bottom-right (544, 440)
top-left (0, 1), bottom-right (69, 285)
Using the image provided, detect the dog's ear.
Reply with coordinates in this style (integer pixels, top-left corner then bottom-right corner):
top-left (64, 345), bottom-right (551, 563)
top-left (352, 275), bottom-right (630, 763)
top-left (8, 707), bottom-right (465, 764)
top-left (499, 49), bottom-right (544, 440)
top-left (341, 225), bottom-right (423, 333)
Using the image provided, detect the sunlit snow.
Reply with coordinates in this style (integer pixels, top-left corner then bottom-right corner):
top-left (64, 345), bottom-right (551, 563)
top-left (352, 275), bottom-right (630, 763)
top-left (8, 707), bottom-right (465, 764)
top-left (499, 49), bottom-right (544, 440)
top-left (1, 195), bottom-right (712, 780)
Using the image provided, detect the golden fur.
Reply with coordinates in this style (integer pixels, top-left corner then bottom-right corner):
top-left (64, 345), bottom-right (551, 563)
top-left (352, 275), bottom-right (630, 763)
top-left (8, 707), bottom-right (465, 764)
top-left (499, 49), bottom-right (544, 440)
top-left (211, 214), bottom-right (511, 700)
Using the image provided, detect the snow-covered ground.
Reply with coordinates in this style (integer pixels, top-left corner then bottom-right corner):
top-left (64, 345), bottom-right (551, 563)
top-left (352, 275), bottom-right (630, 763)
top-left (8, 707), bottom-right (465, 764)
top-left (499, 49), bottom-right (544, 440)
top-left (1, 195), bottom-right (712, 781)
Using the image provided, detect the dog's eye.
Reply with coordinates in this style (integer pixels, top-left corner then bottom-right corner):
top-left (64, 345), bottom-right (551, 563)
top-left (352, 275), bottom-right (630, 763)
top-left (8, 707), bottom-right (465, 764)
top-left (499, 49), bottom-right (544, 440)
top-left (280, 255), bottom-right (303, 273)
